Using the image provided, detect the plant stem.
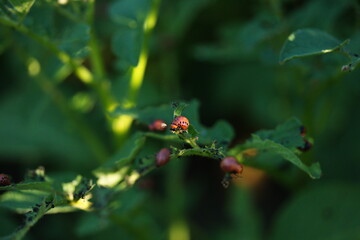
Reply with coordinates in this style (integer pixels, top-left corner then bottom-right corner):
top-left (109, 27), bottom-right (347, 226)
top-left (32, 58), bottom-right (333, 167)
top-left (112, 0), bottom-right (162, 146)
top-left (177, 133), bottom-right (200, 149)
top-left (86, 0), bottom-right (106, 79)
top-left (176, 148), bottom-right (224, 160)
top-left (5, 195), bottom-right (69, 240)
top-left (144, 132), bottom-right (180, 142)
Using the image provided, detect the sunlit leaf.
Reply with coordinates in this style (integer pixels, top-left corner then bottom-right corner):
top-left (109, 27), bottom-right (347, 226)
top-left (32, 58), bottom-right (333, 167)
top-left (0, 0), bottom-right (35, 22)
top-left (3, 196), bottom-right (56, 240)
top-left (279, 29), bottom-right (349, 64)
top-left (0, 190), bottom-right (49, 212)
top-left (0, 182), bottom-right (53, 192)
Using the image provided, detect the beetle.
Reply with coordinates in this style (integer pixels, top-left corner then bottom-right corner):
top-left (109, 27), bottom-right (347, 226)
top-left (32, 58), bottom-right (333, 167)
top-left (170, 116), bottom-right (189, 132)
top-left (0, 174), bottom-right (11, 186)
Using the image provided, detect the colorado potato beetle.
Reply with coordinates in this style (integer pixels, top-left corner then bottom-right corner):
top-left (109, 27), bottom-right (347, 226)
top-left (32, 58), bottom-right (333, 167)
top-left (170, 116), bottom-right (189, 132)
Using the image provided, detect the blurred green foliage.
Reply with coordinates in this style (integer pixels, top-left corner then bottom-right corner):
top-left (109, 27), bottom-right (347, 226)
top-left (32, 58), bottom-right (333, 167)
top-left (1, 0), bottom-right (360, 239)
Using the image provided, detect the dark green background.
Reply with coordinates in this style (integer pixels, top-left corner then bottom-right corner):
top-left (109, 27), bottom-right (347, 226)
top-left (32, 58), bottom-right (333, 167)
top-left (1, 0), bottom-right (360, 239)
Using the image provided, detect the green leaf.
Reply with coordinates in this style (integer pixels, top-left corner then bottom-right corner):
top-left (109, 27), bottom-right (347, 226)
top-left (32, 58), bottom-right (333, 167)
top-left (96, 132), bottom-right (146, 170)
top-left (172, 102), bottom-right (189, 117)
top-left (255, 117), bottom-right (304, 148)
top-left (270, 183), bottom-right (360, 240)
top-left (112, 27), bottom-right (143, 66)
top-left (0, 0), bottom-right (35, 22)
top-left (110, 100), bottom-right (234, 145)
top-left (177, 100), bottom-right (234, 144)
top-left (109, 0), bottom-right (150, 25)
top-left (109, 0), bottom-right (151, 66)
top-left (203, 120), bottom-right (234, 145)
top-left (109, 107), bottom-right (139, 119)
top-left (58, 23), bottom-right (90, 59)
top-left (0, 190), bottom-right (49, 211)
top-left (194, 16), bottom-right (278, 62)
top-left (279, 29), bottom-right (349, 64)
top-left (187, 125), bottom-right (199, 138)
top-left (245, 135), bottom-right (321, 179)
top-left (0, 87), bottom-right (94, 167)
top-left (73, 177), bottom-right (94, 201)
top-left (0, 182), bottom-right (53, 192)
top-left (3, 196), bottom-right (56, 240)
top-left (110, 103), bottom-right (173, 125)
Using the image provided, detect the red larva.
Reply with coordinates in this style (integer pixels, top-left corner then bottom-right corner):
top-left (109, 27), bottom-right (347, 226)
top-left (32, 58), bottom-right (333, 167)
top-left (170, 116), bottom-right (189, 132)
top-left (220, 157), bottom-right (243, 174)
top-left (0, 174), bottom-right (11, 186)
top-left (149, 120), bottom-right (167, 131)
top-left (156, 148), bottom-right (171, 167)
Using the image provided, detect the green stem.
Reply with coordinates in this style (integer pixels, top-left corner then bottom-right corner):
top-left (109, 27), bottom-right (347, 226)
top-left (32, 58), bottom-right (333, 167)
top-left (127, 0), bottom-right (161, 104)
top-left (112, 0), bottom-right (162, 146)
top-left (176, 148), bottom-right (224, 160)
top-left (5, 195), bottom-right (68, 240)
top-left (53, 0), bottom-right (115, 110)
top-left (53, 2), bottom-right (82, 22)
top-left (144, 132), bottom-right (180, 142)
top-left (0, 19), bottom-right (89, 80)
top-left (270, 0), bottom-right (283, 20)
top-left (86, 0), bottom-right (106, 79)
top-left (177, 133), bottom-right (199, 149)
